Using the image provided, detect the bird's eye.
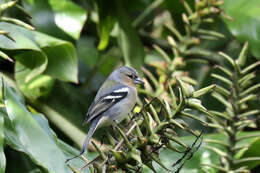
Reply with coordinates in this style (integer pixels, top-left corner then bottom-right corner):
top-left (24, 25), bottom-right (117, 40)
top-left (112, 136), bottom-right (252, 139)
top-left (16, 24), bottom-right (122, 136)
top-left (127, 74), bottom-right (135, 79)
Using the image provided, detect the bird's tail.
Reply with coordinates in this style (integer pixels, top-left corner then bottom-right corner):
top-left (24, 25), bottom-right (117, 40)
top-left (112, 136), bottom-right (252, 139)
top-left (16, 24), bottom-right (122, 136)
top-left (65, 116), bottom-right (102, 163)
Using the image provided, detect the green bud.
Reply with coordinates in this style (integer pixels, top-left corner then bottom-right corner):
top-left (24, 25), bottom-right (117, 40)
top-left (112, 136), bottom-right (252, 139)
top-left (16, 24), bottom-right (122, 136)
top-left (129, 148), bottom-right (142, 164)
top-left (0, 1), bottom-right (17, 12)
top-left (193, 85), bottom-right (216, 98)
top-left (152, 44), bottom-right (171, 63)
top-left (177, 78), bottom-right (194, 97)
top-left (0, 50), bottom-right (13, 62)
top-left (149, 133), bottom-right (160, 144)
top-left (238, 94), bottom-right (257, 105)
top-left (202, 18), bottom-right (214, 23)
top-left (211, 73), bottom-right (232, 86)
top-left (237, 42), bottom-right (248, 66)
top-left (167, 35), bottom-right (177, 48)
top-left (111, 150), bottom-right (126, 163)
top-left (186, 98), bottom-right (207, 111)
top-left (182, 13), bottom-right (190, 24)
top-left (241, 61), bottom-right (260, 75)
top-left (218, 51), bottom-right (235, 67)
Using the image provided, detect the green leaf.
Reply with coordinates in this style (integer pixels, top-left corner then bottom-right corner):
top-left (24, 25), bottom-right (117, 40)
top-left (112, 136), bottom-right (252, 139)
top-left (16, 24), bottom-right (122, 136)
top-left (97, 0), bottom-right (116, 50)
top-left (0, 22), bottom-right (39, 50)
top-left (0, 116), bottom-right (5, 173)
top-left (0, 22), bottom-right (78, 83)
top-left (223, 0), bottom-right (260, 59)
top-left (15, 60), bottom-right (55, 99)
top-left (236, 138), bottom-right (260, 169)
top-left (57, 140), bottom-right (97, 173)
top-left (33, 31), bottom-right (78, 83)
top-left (2, 80), bottom-right (68, 173)
top-left (43, 45), bottom-right (78, 83)
top-left (32, 113), bottom-right (97, 173)
top-left (1, 107), bottom-right (94, 173)
top-left (0, 22), bottom-right (47, 82)
top-left (32, 82), bottom-right (88, 148)
top-left (97, 16), bottom-right (115, 51)
top-left (23, 0), bottom-right (87, 40)
top-left (114, 0), bottom-right (144, 71)
top-left (15, 51), bottom-right (48, 83)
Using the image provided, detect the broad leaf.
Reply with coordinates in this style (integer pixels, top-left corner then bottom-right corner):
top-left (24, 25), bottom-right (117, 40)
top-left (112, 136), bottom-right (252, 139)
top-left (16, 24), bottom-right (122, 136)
top-left (0, 22), bottom-right (78, 85)
top-left (32, 31), bottom-right (78, 83)
top-left (0, 22), bottom-right (47, 82)
top-left (1, 104), bottom-right (94, 173)
top-left (32, 113), bottom-right (97, 173)
top-left (23, 0), bottom-right (87, 40)
top-left (0, 22), bottom-right (78, 99)
top-left (223, 0), bottom-right (260, 59)
top-left (0, 116), bottom-right (5, 173)
top-left (236, 138), bottom-right (260, 169)
top-left (2, 80), bottom-right (68, 173)
top-left (15, 60), bottom-right (55, 100)
top-left (96, 0), bottom-right (116, 50)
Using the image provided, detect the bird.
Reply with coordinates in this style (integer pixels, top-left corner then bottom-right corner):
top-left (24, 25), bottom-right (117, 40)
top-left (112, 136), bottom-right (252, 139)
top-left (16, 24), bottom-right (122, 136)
top-left (66, 66), bottom-right (144, 162)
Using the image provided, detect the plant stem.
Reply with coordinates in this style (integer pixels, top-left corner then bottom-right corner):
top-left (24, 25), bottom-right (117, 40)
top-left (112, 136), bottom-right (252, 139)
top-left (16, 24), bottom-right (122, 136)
top-left (226, 65), bottom-right (242, 168)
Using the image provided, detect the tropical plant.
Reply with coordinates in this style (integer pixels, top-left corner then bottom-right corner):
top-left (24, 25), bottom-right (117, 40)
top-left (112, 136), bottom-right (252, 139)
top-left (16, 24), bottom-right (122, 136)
top-left (0, 0), bottom-right (260, 173)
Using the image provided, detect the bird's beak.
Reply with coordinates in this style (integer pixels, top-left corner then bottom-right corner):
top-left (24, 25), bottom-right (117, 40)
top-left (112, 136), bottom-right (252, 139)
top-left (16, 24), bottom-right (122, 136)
top-left (134, 77), bottom-right (144, 85)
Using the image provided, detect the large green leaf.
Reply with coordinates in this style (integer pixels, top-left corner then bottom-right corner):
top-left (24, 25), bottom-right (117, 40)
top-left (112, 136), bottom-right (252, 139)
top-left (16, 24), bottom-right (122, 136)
top-left (32, 113), bottom-right (97, 173)
top-left (4, 148), bottom-right (43, 173)
top-left (236, 138), bottom-right (260, 169)
top-left (0, 116), bottom-right (5, 173)
top-left (0, 110), bottom-right (26, 154)
top-left (0, 22), bottom-right (78, 84)
top-left (32, 31), bottom-right (78, 83)
top-left (57, 140), bottom-right (97, 173)
top-left (2, 80), bottom-right (68, 173)
top-left (23, 0), bottom-right (87, 40)
top-left (32, 82), bottom-right (89, 148)
top-left (1, 105), bottom-right (94, 173)
top-left (114, 0), bottom-right (144, 71)
top-left (96, 0), bottom-right (116, 50)
top-left (223, 0), bottom-right (260, 59)
top-left (0, 22), bottom-right (47, 83)
top-left (41, 45), bottom-right (78, 83)
top-left (0, 22), bottom-right (78, 99)
top-left (15, 59), bottom-right (55, 100)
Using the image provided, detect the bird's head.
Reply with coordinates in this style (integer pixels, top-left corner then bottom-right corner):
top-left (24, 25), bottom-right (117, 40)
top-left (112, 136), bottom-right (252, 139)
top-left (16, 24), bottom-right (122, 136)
top-left (110, 66), bottom-right (144, 86)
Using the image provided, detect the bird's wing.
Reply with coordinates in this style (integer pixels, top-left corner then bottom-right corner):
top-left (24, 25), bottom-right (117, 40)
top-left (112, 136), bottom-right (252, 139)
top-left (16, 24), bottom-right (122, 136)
top-left (83, 86), bottom-right (129, 124)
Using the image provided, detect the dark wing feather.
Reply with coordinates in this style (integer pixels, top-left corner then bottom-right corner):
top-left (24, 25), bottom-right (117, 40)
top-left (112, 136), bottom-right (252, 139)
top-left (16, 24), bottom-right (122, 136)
top-left (83, 87), bottom-right (128, 124)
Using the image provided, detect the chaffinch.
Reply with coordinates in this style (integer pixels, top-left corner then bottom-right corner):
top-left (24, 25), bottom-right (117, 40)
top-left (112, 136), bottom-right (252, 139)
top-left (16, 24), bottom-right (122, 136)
top-left (66, 66), bottom-right (144, 162)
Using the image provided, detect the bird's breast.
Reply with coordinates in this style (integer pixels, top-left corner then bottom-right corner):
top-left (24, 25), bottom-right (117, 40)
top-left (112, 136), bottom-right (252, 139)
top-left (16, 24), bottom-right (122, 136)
top-left (103, 87), bottom-right (137, 124)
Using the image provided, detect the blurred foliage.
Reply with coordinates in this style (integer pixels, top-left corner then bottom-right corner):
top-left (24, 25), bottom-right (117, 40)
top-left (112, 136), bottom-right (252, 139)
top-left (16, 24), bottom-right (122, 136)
top-left (0, 0), bottom-right (260, 173)
top-left (222, 0), bottom-right (260, 59)
top-left (202, 44), bottom-right (260, 172)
